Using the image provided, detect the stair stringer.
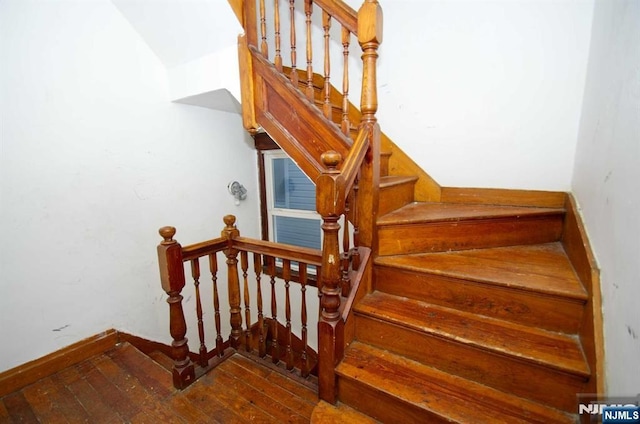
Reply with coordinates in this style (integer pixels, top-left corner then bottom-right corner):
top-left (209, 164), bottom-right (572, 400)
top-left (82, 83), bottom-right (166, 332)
top-left (246, 44), bottom-right (352, 182)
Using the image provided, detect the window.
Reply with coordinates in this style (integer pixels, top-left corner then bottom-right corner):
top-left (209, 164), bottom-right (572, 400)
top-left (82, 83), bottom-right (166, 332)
top-left (263, 150), bottom-right (321, 250)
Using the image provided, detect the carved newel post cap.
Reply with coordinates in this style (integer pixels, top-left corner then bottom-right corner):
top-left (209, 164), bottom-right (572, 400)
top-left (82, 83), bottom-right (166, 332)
top-left (321, 151), bottom-right (342, 171)
top-left (223, 214), bottom-right (237, 228)
top-left (159, 226), bottom-right (176, 244)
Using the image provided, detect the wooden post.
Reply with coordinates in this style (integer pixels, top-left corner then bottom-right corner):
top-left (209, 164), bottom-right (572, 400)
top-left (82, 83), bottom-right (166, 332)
top-left (358, 0), bottom-right (383, 125)
top-left (222, 215), bottom-right (243, 349)
top-left (157, 227), bottom-right (195, 389)
top-left (316, 151), bottom-right (346, 403)
top-left (357, 1), bottom-right (383, 252)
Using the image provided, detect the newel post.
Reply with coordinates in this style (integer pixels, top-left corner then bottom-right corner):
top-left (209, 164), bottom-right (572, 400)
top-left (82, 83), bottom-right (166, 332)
top-left (358, 0), bottom-right (383, 125)
top-left (316, 151), bottom-right (346, 403)
top-left (222, 215), bottom-right (243, 349)
top-left (157, 227), bottom-right (195, 389)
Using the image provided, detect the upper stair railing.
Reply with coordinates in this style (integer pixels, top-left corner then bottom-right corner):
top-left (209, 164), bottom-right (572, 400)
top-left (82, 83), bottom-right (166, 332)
top-left (229, 0), bottom-right (383, 402)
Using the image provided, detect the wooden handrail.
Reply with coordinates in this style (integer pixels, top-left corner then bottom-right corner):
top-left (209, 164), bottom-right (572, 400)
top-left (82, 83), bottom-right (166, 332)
top-left (181, 238), bottom-right (227, 262)
top-left (233, 237), bottom-right (322, 266)
top-left (314, 0), bottom-right (358, 38)
top-left (339, 125), bottom-right (371, 195)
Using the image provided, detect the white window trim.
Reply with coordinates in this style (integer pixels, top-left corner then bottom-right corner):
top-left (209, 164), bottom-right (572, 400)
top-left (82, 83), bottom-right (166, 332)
top-left (263, 150), bottom-right (322, 248)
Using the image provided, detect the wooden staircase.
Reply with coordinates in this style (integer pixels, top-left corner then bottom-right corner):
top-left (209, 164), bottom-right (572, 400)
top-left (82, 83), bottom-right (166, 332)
top-left (227, 0), bottom-right (601, 421)
top-left (335, 168), bottom-right (591, 422)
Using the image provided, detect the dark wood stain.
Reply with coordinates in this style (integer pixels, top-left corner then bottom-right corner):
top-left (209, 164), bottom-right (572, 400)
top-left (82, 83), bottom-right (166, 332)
top-left (0, 343), bottom-right (318, 424)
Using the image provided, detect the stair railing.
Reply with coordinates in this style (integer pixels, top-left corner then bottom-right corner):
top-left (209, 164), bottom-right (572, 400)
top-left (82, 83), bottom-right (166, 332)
top-left (157, 215), bottom-right (371, 391)
top-left (229, 0), bottom-right (383, 403)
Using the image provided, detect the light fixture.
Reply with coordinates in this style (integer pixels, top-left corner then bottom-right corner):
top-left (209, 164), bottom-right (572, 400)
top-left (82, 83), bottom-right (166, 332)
top-left (228, 181), bottom-right (247, 205)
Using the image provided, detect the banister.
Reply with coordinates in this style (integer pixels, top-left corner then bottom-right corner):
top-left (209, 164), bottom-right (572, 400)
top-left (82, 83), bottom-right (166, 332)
top-left (233, 237), bottom-right (322, 266)
top-left (338, 125), bottom-right (371, 195)
top-left (181, 238), bottom-right (227, 262)
top-left (223, 0), bottom-right (383, 403)
top-left (314, 0), bottom-right (358, 36)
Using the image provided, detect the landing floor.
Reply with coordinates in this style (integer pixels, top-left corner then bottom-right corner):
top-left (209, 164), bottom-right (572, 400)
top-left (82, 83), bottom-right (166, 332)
top-left (0, 343), bottom-right (318, 423)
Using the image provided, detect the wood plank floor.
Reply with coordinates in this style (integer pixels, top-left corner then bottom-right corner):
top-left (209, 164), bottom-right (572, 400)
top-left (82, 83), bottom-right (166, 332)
top-left (0, 342), bottom-right (319, 423)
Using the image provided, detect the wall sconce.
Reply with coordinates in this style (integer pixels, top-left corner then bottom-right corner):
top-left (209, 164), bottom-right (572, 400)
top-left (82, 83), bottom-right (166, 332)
top-left (228, 181), bottom-right (247, 205)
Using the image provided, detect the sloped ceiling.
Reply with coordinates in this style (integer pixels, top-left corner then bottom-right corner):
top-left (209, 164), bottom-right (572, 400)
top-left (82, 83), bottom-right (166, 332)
top-left (111, 0), bottom-right (242, 69)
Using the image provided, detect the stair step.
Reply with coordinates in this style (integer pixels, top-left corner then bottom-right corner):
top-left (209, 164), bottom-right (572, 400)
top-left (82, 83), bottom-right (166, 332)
top-left (336, 342), bottom-right (575, 424)
top-left (105, 343), bottom-right (175, 398)
top-left (311, 400), bottom-right (380, 424)
top-left (354, 292), bottom-right (589, 411)
top-left (377, 202), bottom-right (565, 255)
top-left (374, 243), bottom-right (587, 332)
top-left (357, 292), bottom-right (589, 376)
top-left (147, 350), bottom-right (174, 372)
top-left (378, 175), bottom-right (418, 216)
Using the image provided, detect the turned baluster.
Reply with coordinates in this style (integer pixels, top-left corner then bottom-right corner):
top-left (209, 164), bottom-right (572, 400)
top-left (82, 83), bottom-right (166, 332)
top-left (259, 0), bottom-right (269, 58)
top-left (274, 0), bottom-right (283, 71)
top-left (341, 26), bottom-right (351, 136)
top-left (316, 151), bottom-right (346, 402)
top-left (341, 196), bottom-right (352, 296)
top-left (266, 255), bottom-right (279, 363)
top-left (358, 0), bottom-right (383, 125)
top-left (209, 253), bottom-right (224, 357)
top-left (222, 215), bottom-right (243, 349)
top-left (283, 259), bottom-right (294, 371)
top-left (289, 0), bottom-right (298, 85)
top-left (305, 0), bottom-right (314, 100)
top-left (299, 263), bottom-right (310, 378)
top-left (340, 249), bottom-right (351, 297)
top-left (351, 177), bottom-right (361, 269)
top-left (241, 251), bottom-right (252, 352)
top-left (253, 253), bottom-right (266, 357)
top-left (191, 259), bottom-right (208, 367)
top-left (157, 227), bottom-right (195, 389)
top-left (322, 11), bottom-right (332, 119)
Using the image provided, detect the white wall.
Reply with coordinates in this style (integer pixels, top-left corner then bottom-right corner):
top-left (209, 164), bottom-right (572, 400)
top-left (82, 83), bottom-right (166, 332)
top-left (369, 0), bottom-right (594, 190)
top-left (0, 0), bottom-right (260, 372)
top-left (572, 0), bottom-right (640, 395)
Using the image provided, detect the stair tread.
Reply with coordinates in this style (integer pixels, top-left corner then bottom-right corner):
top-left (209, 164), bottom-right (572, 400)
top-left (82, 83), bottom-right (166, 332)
top-left (379, 175), bottom-right (418, 188)
top-left (337, 342), bottom-right (574, 424)
top-left (356, 292), bottom-right (589, 377)
top-left (105, 342), bottom-right (175, 398)
top-left (375, 243), bottom-right (588, 301)
top-left (378, 201), bottom-right (565, 225)
top-left (311, 401), bottom-right (380, 424)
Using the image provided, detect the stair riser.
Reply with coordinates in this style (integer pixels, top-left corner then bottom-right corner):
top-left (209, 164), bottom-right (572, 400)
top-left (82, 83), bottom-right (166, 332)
top-left (355, 315), bottom-right (586, 412)
top-left (378, 215), bottom-right (564, 255)
top-left (378, 182), bottom-right (416, 216)
top-left (375, 266), bottom-right (584, 333)
top-left (380, 152), bottom-right (391, 177)
top-left (337, 377), bottom-right (451, 424)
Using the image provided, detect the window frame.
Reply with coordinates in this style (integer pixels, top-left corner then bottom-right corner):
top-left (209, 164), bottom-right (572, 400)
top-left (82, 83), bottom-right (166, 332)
top-left (262, 149), bottom-right (322, 250)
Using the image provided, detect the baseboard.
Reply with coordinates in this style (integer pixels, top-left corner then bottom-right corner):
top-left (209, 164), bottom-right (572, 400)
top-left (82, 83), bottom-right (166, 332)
top-left (117, 331), bottom-right (174, 360)
top-left (561, 194), bottom-right (605, 395)
top-left (0, 329), bottom-right (119, 397)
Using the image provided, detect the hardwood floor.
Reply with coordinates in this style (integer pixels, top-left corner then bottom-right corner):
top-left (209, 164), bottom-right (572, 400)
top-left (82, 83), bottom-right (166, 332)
top-left (0, 342), bottom-right (319, 423)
